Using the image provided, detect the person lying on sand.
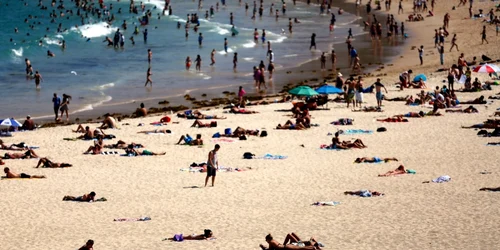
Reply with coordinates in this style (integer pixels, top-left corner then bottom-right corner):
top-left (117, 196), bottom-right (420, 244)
top-left (480, 187), bottom-right (500, 191)
top-left (259, 233), bottom-right (322, 250)
top-left (2, 149), bottom-right (39, 159)
top-left (446, 105), bottom-right (479, 113)
top-left (177, 134), bottom-right (203, 145)
top-left (166, 229), bottom-right (215, 241)
top-left (409, 79), bottom-right (427, 89)
top-left (63, 191), bottom-right (96, 202)
top-left (377, 117), bottom-right (409, 122)
top-left (378, 165), bottom-right (407, 177)
top-left (125, 145), bottom-right (166, 156)
top-left (344, 190), bottom-right (384, 196)
top-left (137, 129), bottom-right (172, 134)
top-left (230, 107), bottom-right (259, 114)
top-left (36, 157), bottom-right (72, 168)
top-left (384, 95), bottom-right (411, 102)
top-left (0, 140), bottom-right (28, 151)
top-left (394, 111), bottom-right (426, 118)
top-left (276, 120), bottom-right (307, 130)
top-left (331, 118), bottom-right (353, 125)
top-left (3, 167), bottom-right (45, 179)
top-left (488, 96), bottom-right (500, 100)
top-left (330, 132), bottom-right (367, 149)
top-left (462, 119), bottom-right (500, 129)
top-left (461, 95), bottom-right (487, 105)
top-left (99, 114), bottom-right (118, 129)
top-left (78, 239), bottom-right (94, 250)
top-left (177, 110), bottom-right (226, 119)
top-left (83, 135), bottom-right (103, 155)
top-left (191, 120), bottom-right (217, 128)
top-left (352, 106), bottom-right (382, 112)
top-left (354, 157), bottom-right (398, 163)
top-left (104, 140), bottom-right (144, 149)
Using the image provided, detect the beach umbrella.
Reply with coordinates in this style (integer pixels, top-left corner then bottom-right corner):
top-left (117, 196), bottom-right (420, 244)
top-left (0, 118), bottom-right (22, 127)
top-left (413, 74), bottom-right (427, 82)
top-left (288, 86), bottom-right (319, 96)
top-left (315, 85), bottom-right (343, 94)
top-left (473, 64), bottom-right (500, 73)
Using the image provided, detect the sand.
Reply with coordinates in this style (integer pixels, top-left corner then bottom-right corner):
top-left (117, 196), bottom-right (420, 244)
top-left (1, 1), bottom-right (500, 249)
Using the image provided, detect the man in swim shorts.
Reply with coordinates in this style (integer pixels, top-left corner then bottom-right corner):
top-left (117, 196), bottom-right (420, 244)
top-left (374, 78), bottom-right (388, 108)
top-left (63, 192), bottom-right (96, 202)
top-left (205, 144), bottom-right (220, 187)
top-left (354, 157), bottom-right (398, 163)
top-left (4, 167), bottom-right (45, 179)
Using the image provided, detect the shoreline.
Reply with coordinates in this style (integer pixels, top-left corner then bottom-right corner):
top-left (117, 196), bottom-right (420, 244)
top-left (23, 0), bottom-right (410, 126)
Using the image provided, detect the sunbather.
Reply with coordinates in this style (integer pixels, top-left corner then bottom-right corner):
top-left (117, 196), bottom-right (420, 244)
top-left (344, 190), bottom-right (384, 196)
top-left (378, 165), bottom-right (407, 177)
top-left (191, 120), bottom-right (217, 128)
top-left (83, 135), bottom-right (103, 154)
top-left (446, 105), bottom-right (479, 113)
top-left (3, 167), bottom-right (46, 179)
top-left (177, 134), bottom-right (203, 145)
top-left (342, 139), bottom-right (367, 149)
top-left (73, 125), bottom-right (94, 140)
top-left (259, 233), bottom-right (322, 250)
top-left (377, 117), bottom-right (409, 122)
top-left (384, 95), bottom-right (411, 102)
top-left (178, 110), bottom-right (227, 119)
top-left (78, 239), bottom-right (94, 250)
top-left (166, 229), bottom-right (215, 241)
top-left (0, 140), bottom-right (28, 151)
top-left (354, 157), bottom-right (398, 163)
top-left (63, 191), bottom-right (96, 202)
top-left (36, 158), bottom-right (72, 168)
top-left (330, 132), bottom-right (349, 149)
top-left (276, 120), bottom-right (307, 130)
top-left (461, 95), bottom-right (487, 104)
top-left (137, 129), bottom-right (172, 134)
top-left (479, 187), bottom-right (500, 191)
top-left (462, 119), bottom-right (500, 129)
top-left (104, 140), bottom-right (144, 149)
top-left (352, 106), bottom-right (382, 112)
top-left (230, 107), bottom-right (259, 114)
top-left (3, 149), bottom-right (39, 159)
top-left (331, 118), bottom-right (354, 125)
top-left (125, 145), bottom-right (166, 156)
top-left (99, 114), bottom-right (118, 129)
top-left (394, 111), bottom-right (426, 118)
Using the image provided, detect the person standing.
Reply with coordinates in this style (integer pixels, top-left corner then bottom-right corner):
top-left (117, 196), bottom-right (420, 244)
top-left (331, 49), bottom-right (337, 70)
top-left (481, 25), bottom-right (488, 44)
top-left (320, 52), bottom-right (326, 71)
top-left (205, 144), bottom-right (220, 187)
top-left (52, 93), bottom-right (61, 121)
top-left (59, 94), bottom-right (72, 122)
top-left (233, 52), bottom-right (238, 71)
top-left (418, 45), bottom-right (424, 65)
top-left (148, 49), bottom-right (152, 65)
top-left (224, 38), bottom-right (228, 53)
top-left (449, 34), bottom-right (459, 52)
top-left (143, 29), bottom-right (148, 43)
top-left (309, 33), bottom-right (316, 50)
top-left (195, 55), bottom-right (202, 71)
top-left (34, 71), bottom-right (43, 89)
top-left (437, 44), bottom-right (445, 67)
top-left (374, 78), bottom-right (388, 108)
top-left (145, 67), bottom-right (152, 87)
top-left (238, 86), bottom-right (246, 107)
top-left (210, 49), bottom-right (216, 66)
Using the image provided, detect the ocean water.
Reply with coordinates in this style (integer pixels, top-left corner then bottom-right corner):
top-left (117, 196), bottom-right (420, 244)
top-left (0, 0), bottom-right (366, 119)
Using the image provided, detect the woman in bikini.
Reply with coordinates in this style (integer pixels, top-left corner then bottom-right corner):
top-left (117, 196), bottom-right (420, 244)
top-left (354, 157), bottom-right (398, 163)
top-left (36, 158), bottom-right (72, 168)
top-left (259, 233), bottom-right (322, 250)
top-left (83, 136), bottom-right (103, 155)
top-left (63, 192), bottom-right (96, 202)
top-left (378, 165), bottom-right (407, 177)
top-left (3, 149), bottom-right (39, 159)
top-left (0, 140), bottom-right (27, 151)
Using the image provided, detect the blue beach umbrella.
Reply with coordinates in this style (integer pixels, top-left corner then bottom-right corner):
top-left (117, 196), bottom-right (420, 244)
top-left (315, 85), bottom-right (343, 94)
top-left (288, 86), bottom-right (319, 96)
top-left (413, 74), bottom-right (427, 82)
top-left (0, 118), bottom-right (22, 127)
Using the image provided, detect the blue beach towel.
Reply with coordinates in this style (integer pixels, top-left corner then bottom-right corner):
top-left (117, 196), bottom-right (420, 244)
top-left (256, 154), bottom-right (288, 160)
top-left (340, 129), bottom-right (373, 135)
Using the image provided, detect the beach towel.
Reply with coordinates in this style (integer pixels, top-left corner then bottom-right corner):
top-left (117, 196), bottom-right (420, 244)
top-left (100, 151), bottom-right (120, 155)
top-left (255, 154), bottom-right (288, 160)
top-left (339, 129), bottom-right (373, 135)
top-left (406, 169), bottom-right (417, 174)
top-left (320, 144), bottom-right (346, 150)
top-left (487, 142), bottom-right (500, 146)
top-left (0, 132), bottom-right (13, 137)
top-left (312, 201), bottom-right (341, 206)
top-left (211, 138), bottom-right (236, 143)
top-left (432, 175), bottom-right (451, 183)
top-left (114, 216), bottom-right (151, 222)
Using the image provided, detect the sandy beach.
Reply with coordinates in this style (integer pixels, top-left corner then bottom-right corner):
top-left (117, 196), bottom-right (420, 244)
top-left (1, 0), bottom-right (500, 249)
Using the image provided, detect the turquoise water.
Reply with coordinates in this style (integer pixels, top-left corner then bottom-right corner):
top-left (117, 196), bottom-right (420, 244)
top-left (0, 0), bottom-right (366, 119)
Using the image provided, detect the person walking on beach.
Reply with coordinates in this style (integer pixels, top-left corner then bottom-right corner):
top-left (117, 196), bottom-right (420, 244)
top-left (52, 93), bottom-right (61, 121)
top-left (210, 49), bottom-right (216, 66)
top-left (58, 94), bottom-right (71, 122)
top-left (450, 34), bottom-right (459, 52)
top-left (418, 45), bottom-right (424, 65)
top-left (309, 33), bottom-right (316, 50)
top-left (145, 67), bottom-right (152, 87)
top-left (437, 44), bottom-right (445, 67)
top-left (195, 55), bottom-right (202, 71)
top-left (34, 71), bottom-right (43, 89)
top-left (205, 144), bottom-right (220, 187)
top-left (481, 25), bottom-right (489, 44)
top-left (374, 78), bottom-right (388, 108)
top-left (398, 0), bottom-right (403, 14)
top-left (148, 49), bottom-right (152, 65)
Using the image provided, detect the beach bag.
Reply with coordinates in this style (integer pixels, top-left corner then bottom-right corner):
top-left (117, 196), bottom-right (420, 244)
top-left (376, 127), bottom-right (387, 132)
top-left (160, 116), bottom-right (171, 123)
top-left (239, 135), bottom-right (247, 140)
top-left (243, 152), bottom-right (254, 159)
top-left (212, 132), bottom-right (221, 138)
top-left (210, 121), bottom-right (217, 127)
top-left (260, 130), bottom-right (268, 137)
top-left (224, 128), bottom-right (232, 135)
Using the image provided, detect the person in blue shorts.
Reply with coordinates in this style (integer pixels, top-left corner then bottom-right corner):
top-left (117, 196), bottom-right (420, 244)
top-left (374, 78), bottom-right (388, 108)
top-left (176, 134), bottom-right (203, 145)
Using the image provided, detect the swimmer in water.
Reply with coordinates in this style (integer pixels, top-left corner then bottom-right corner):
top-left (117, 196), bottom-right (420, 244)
top-left (254, 28), bottom-right (259, 43)
top-left (34, 71), bottom-right (43, 88)
top-left (148, 49), bottom-right (152, 65)
top-left (186, 56), bottom-right (192, 71)
top-left (262, 29), bottom-right (266, 43)
top-left (233, 52), bottom-right (238, 71)
top-left (47, 50), bottom-right (55, 57)
top-left (210, 49), bottom-right (216, 66)
top-left (145, 67), bottom-right (152, 87)
top-left (195, 55), bottom-right (202, 71)
top-left (224, 38), bottom-right (228, 53)
top-left (103, 36), bottom-right (113, 46)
